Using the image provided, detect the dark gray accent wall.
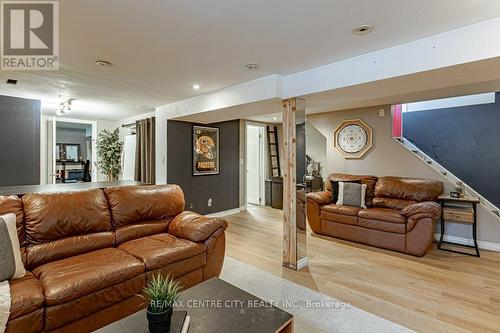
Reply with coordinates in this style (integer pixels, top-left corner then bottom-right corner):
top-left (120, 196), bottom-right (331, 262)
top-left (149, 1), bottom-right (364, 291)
top-left (403, 92), bottom-right (500, 207)
top-left (0, 95), bottom-right (41, 186)
top-left (167, 119), bottom-right (240, 215)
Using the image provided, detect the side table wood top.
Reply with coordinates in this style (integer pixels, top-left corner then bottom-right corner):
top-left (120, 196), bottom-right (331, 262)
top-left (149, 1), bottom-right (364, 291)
top-left (438, 195), bottom-right (480, 203)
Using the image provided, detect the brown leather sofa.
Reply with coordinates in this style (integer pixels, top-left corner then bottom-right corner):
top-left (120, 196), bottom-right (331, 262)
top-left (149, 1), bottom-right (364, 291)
top-left (307, 173), bottom-right (443, 257)
top-left (0, 185), bottom-right (227, 333)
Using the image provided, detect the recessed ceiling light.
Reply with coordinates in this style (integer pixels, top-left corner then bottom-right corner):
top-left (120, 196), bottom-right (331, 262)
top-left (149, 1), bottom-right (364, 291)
top-left (192, 84), bottom-right (200, 90)
top-left (245, 64), bottom-right (260, 71)
top-left (352, 24), bottom-right (373, 35)
top-left (273, 117), bottom-right (278, 120)
top-left (95, 60), bottom-right (112, 67)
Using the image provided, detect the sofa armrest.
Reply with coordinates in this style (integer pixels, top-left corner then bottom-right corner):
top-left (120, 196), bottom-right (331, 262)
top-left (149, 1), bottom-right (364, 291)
top-left (306, 191), bottom-right (332, 206)
top-left (401, 201), bottom-right (441, 221)
top-left (168, 211), bottom-right (228, 242)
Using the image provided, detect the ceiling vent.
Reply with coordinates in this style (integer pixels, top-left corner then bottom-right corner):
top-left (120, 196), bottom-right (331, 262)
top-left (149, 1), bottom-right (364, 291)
top-left (95, 60), bottom-right (112, 67)
top-left (352, 24), bottom-right (373, 35)
top-left (245, 64), bottom-right (260, 71)
top-left (6, 79), bottom-right (17, 85)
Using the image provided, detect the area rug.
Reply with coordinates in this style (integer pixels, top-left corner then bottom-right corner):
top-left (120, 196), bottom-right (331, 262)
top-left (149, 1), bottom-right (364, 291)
top-left (96, 256), bottom-right (414, 333)
top-left (0, 281), bottom-right (10, 333)
top-left (220, 256), bottom-right (414, 333)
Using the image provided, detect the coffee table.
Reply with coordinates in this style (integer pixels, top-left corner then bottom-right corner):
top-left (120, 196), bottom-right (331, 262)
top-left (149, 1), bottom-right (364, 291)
top-left (96, 277), bottom-right (293, 333)
top-left (175, 277), bottom-right (293, 333)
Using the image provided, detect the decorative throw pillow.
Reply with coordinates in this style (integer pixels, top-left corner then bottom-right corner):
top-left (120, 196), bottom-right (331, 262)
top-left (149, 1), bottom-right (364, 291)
top-left (330, 179), bottom-right (361, 203)
top-left (0, 214), bottom-right (26, 281)
top-left (336, 182), bottom-right (367, 209)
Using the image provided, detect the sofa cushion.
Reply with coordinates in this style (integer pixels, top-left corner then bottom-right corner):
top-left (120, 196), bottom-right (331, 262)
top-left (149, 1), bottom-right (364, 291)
top-left (358, 208), bottom-right (406, 224)
top-left (358, 218), bottom-right (406, 234)
top-left (146, 253), bottom-right (206, 281)
top-left (374, 176), bottom-right (443, 202)
top-left (22, 190), bottom-right (114, 269)
top-left (336, 182), bottom-right (367, 208)
top-left (322, 204), bottom-right (362, 216)
top-left (329, 179), bottom-right (360, 204)
top-left (0, 214), bottom-right (26, 281)
top-left (118, 233), bottom-right (206, 271)
top-left (22, 189), bottom-right (112, 245)
top-left (372, 197), bottom-right (417, 210)
top-left (25, 232), bottom-right (114, 270)
top-left (104, 185), bottom-right (185, 244)
top-left (33, 248), bottom-right (144, 306)
top-left (44, 274), bottom-right (145, 331)
top-left (104, 185), bottom-right (185, 228)
top-left (8, 272), bottom-right (44, 320)
top-left (326, 173), bottom-right (378, 207)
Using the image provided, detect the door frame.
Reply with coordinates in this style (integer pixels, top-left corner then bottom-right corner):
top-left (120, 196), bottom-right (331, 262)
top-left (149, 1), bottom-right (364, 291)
top-left (49, 117), bottom-right (98, 183)
top-left (245, 122), bottom-right (266, 206)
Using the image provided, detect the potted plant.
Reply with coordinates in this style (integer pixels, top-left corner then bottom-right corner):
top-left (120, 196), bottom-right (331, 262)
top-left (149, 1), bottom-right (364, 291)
top-left (143, 273), bottom-right (181, 333)
top-left (96, 128), bottom-right (123, 181)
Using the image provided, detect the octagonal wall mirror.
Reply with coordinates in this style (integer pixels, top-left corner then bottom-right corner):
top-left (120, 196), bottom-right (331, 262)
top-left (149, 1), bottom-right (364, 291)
top-left (334, 119), bottom-right (373, 159)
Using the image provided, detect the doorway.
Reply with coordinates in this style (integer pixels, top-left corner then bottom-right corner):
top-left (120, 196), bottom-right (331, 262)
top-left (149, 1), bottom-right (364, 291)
top-left (246, 123), bottom-right (266, 205)
top-left (47, 117), bottom-right (97, 184)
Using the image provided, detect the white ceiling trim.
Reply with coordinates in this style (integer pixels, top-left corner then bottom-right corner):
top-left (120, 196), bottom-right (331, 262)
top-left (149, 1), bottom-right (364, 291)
top-left (157, 17), bottom-right (500, 119)
top-left (285, 17), bottom-right (500, 98)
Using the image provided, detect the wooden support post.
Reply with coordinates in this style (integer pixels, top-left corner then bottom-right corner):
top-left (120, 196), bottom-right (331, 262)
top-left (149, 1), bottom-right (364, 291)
top-left (282, 98), bottom-right (307, 270)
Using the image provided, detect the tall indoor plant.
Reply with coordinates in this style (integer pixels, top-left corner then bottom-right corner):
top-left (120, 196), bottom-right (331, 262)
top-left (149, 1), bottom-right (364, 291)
top-left (96, 128), bottom-right (123, 181)
top-left (143, 274), bottom-right (181, 333)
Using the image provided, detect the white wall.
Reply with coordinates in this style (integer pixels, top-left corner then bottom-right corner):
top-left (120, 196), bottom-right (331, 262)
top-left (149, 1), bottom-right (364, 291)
top-left (308, 105), bottom-right (500, 245)
top-left (405, 92), bottom-right (495, 112)
top-left (305, 121), bottom-right (326, 178)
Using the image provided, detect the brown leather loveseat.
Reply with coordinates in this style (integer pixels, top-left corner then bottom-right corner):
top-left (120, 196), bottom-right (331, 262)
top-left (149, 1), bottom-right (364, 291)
top-left (0, 185), bottom-right (227, 333)
top-left (307, 173), bottom-right (443, 257)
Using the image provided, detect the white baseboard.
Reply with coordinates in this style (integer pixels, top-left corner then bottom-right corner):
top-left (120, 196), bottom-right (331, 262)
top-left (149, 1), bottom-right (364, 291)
top-left (206, 207), bottom-right (244, 218)
top-left (297, 257), bottom-right (309, 270)
top-left (435, 233), bottom-right (500, 252)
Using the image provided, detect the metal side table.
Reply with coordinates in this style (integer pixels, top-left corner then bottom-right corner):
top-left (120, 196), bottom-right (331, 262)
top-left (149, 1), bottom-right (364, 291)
top-left (437, 195), bottom-right (480, 257)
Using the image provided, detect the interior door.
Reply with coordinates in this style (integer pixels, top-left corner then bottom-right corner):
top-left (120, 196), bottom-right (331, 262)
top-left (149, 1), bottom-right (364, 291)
top-left (246, 125), bottom-right (264, 205)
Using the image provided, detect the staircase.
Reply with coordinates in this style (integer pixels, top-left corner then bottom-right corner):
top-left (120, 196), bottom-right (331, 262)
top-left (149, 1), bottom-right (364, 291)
top-left (395, 137), bottom-right (500, 220)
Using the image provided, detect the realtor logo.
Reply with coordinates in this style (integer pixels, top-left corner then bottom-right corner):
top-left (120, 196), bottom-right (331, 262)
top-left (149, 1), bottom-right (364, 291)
top-left (1, 1), bottom-right (59, 70)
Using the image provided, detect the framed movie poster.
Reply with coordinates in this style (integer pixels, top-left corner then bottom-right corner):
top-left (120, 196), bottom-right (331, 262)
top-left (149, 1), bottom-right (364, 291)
top-left (193, 126), bottom-right (219, 175)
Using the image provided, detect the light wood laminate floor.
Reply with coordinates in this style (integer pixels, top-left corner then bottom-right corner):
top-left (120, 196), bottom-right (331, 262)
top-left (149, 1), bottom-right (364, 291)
top-left (223, 205), bottom-right (500, 333)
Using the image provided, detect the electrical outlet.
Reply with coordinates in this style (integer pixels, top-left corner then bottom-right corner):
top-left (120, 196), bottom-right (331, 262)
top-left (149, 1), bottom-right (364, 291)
top-left (188, 203), bottom-right (193, 209)
top-left (379, 108), bottom-right (385, 117)
top-left (208, 198), bottom-right (212, 207)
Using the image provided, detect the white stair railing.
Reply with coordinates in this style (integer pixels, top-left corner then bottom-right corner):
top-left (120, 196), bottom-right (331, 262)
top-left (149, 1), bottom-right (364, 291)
top-left (395, 137), bottom-right (500, 220)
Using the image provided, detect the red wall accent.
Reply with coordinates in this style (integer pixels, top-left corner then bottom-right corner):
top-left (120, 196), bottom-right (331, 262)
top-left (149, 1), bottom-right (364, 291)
top-left (392, 104), bottom-right (402, 138)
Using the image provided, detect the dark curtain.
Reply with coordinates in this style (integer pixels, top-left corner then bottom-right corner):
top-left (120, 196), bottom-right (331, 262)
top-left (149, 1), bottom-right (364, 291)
top-left (135, 117), bottom-right (156, 183)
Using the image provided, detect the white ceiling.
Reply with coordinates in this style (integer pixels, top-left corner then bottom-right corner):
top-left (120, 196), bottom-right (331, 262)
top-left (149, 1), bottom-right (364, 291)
top-left (1, 0), bottom-right (500, 120)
